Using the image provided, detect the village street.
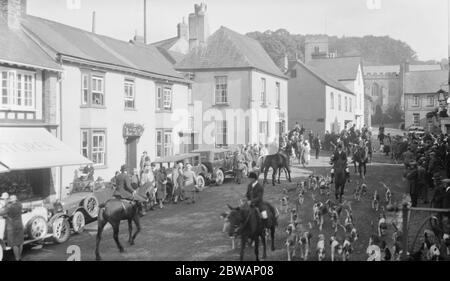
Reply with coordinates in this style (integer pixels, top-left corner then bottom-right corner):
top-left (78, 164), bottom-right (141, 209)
top-left (12, 152), bottom-right (425, 262)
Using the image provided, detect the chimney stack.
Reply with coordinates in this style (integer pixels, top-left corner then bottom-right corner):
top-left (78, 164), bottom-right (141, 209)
top-left (143, 0), bottom-right (147, 44)
top-left (0, 0), bottom-right (27, 29)
top-left (177, 17), bottom-right (188, 40)
top-left (189, 3), bottom-right (210, 50)
top-left (91, 11), bottom-right (96, 33)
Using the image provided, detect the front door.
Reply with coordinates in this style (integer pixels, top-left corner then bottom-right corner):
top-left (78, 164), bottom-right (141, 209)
top-left (126, 136), bottom-right (138, 173)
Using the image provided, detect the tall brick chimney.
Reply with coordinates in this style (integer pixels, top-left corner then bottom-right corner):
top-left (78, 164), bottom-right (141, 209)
top-left (188, 3), bottom-right (210, 50)
top-left (177, 17), bottom-right (188, 40)
top-left (0, 0), bottom-right (27, 29)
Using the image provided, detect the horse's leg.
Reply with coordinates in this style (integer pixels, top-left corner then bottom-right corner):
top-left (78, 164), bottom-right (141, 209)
top-left (254, 236), bottom-right (259, 261)
top-left (111, 222), bottom-right (124, 253)
top-left (131, 213), bottom-right (141, 244)
top-left (363, 163), bottom-right (367, 177)
top-left (127, 219), bottom-right (133, 244)
top-left (272, 167), bottom-right (276, 186)
top-left (271, 226), bottom-right (276, 251)
top-left (263, 167), bottom-right (268, 185)
top-left (95, 215), bottom-right (107, 261)
top-left (240, 237), bottom-right (246, 261)
top-left (278, 168), bottom-right (281, 184)
top-left (261, 232), bottom-right (267, 259)
top-left (354, 161), bottom-right (357, 173)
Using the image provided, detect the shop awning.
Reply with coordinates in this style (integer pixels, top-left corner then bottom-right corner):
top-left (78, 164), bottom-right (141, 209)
top-left (0, 128), bottom-right (92, 172)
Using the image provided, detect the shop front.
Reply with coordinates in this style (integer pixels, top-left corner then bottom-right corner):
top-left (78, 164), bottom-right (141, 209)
top-left (0, 127), bottom-right (91, 205)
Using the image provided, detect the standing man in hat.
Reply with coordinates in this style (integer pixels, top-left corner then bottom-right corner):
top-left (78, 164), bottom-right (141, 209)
top-left (0, 195), bottom-right (24, 261)
top-left (330, 143), bottom-right (349, 183)
top-left (139, 151), bottom-right (148, 177)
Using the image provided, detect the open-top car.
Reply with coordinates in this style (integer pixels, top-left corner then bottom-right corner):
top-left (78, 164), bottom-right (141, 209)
top-left (192, 148), bottom-right (248, 186)
top-left (60, 166), bottom-right (114, 234)
top-left (153, 153), bottom-right (209, 193)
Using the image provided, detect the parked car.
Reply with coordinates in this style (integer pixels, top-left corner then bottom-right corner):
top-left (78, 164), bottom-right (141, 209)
top-left (0, 201), bottom-right (72, 260)
top-left (192, 148), bottom-right (248, 186)
top-left (153, 153), bottom-right (209, 193)
top-left (61, 174), bottom-right (113, 234)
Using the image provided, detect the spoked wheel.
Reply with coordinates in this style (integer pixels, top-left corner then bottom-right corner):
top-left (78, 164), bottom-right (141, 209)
top-left (72, 211), bottom-right (85, 234)
top-left (197, 175), bottom-right (205, 190)
top-left (26, 216), bottom-right (48, 240)
top-left (52, 217), bottom-right (71, 244)
top-left (82, 195), bottom-right (99, 219)
top-left (215, 169), bottom-right (224, 186)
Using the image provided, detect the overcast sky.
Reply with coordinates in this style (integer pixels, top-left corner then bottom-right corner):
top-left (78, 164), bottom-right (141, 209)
top-left (27, 0), bottom-right (449, 61)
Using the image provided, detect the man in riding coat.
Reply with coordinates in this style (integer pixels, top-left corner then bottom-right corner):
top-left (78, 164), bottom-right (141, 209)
top-left (330, 143), bottom-right (350, 183)
top-left (114, 164), bottom-right (146, 216)
top-left (246, 172), bottom-right (267, 221)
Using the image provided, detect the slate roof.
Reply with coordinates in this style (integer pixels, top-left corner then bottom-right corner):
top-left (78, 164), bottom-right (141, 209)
top-left (364, 65), bottom-right (400, 75)
top-left (175, 26), bottom-right (287, 79)
top-left (306, 56), bottom-right (361, 81)
top-left (0, 17), bottom-right (61, 71)
top-left (290, 60), bottom-right (355, 95)
top-left (21, 15), bottom-right (186, 82)
top-left (151, 36), bottom-right (179, 50)
top-left (404, 70), bottom-right (448, 94)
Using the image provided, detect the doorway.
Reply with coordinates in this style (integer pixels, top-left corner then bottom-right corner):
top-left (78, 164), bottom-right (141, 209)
top-left (126, 136), bottom-right (139, 173)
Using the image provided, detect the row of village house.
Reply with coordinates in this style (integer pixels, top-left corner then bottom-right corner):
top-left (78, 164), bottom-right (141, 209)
top-left (1, 0), bottom-right (446, 202)
top-left (0, 1), bottom-right (290, 201)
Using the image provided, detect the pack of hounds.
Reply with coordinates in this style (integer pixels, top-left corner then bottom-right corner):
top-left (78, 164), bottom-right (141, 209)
top-left (219, 174), bottom-right (444, 261)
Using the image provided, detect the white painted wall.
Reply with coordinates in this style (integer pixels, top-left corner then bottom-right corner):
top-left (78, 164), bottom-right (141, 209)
top-left (59, 64), bottom-right (188, 198)
top-left (325, 85), bottom-right (357, 133)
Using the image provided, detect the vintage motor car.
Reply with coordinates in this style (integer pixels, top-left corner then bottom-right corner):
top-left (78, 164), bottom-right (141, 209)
top-left (0, 200), bottom-right (73, 261)
top-left (192, 148), bottom-right (248, 186)
top-left (153, 153), bottom-right (209, 195)
top-left (60, 166), bottom-right (114, 234)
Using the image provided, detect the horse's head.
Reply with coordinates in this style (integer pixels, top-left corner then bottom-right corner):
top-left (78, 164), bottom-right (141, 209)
top-left (226, 204), bottom-right (246, 237)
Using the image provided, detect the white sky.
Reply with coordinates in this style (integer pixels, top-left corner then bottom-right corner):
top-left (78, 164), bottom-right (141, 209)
top-left (27, 0), bottom-right (449, 61)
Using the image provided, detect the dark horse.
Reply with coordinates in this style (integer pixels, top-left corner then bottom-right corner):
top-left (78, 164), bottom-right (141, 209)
top-left (352, 145), bottom-right (368, 179)
top-left (334, 158), bottom-right (348, 202)
top-left (262, 153), bottom-right (292, 186)
top-left (227, 202), bottom-right (277, 261)
top-left (95, 199), bottom-right (141, 260)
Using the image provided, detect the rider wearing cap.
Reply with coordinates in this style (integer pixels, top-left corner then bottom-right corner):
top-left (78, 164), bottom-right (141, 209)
top-left (330, 143), bottom-right (350, 183)
top-left (113, 164), bottom-right (146, 215)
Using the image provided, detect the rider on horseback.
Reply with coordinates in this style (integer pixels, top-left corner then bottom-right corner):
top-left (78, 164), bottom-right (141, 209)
top-left (246, 172), bottom-right (268, 222)
top-left (330, 143), bottom-right (350, 183)
top-left (113, 165), bottom-right (146, 216)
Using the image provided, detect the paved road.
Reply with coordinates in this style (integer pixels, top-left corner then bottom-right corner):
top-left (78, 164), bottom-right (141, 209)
top-left (17, 152), bottom-right (408, 261)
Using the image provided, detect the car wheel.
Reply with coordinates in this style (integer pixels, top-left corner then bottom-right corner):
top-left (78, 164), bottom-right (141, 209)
top-left (26, 216), bottom-right (48, 240)
top-left (215, 169), bottom-right (224, 186)
top-left (82, 195), bottom-right (99, 219)
top-left (52, 217), bottom-right (71, 244)
top-left (197, 175), bottom-right (205, 189)
top-left (72, 211), bottom-right (85, 234)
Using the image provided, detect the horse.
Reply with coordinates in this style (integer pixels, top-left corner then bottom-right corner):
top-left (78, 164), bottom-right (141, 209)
top-left (262, 153), bottom-right (292, 186)
top-left (352, 145), bottom-right (368, 179)
top-left (334, 158), bottom-right (348, 203)
top-left (95, 198), bottom-right (141, 260)
top-left (226, 202), bottom-right (277, 261)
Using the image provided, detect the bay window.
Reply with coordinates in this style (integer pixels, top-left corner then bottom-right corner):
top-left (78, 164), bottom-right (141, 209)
top-left (156, 129), bottom-right (173, 157)
top-left (1, 68), bottom-right (35, 110)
